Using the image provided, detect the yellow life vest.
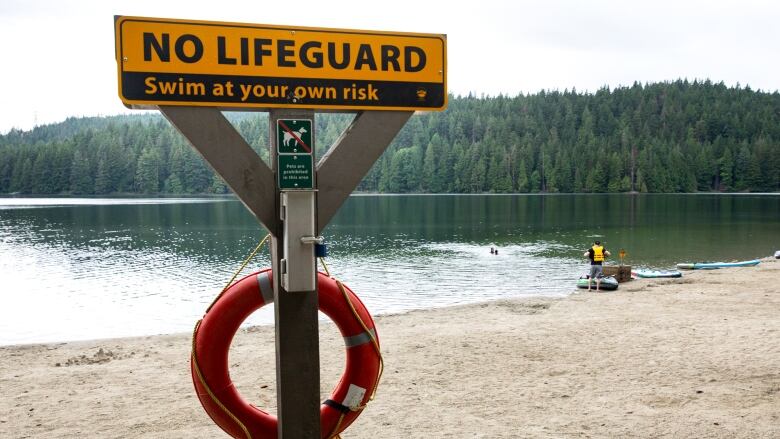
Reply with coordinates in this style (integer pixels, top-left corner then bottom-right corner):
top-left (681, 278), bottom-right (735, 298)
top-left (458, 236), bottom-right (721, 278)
top-left (592, 245), bottom-right (605, 262)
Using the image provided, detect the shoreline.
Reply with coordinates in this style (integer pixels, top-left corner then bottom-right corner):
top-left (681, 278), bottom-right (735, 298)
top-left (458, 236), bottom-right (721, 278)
top-left (1, 258), bottom-right (778, 438)
top-left (0, 288), bottom-right (574, 349)
top-left (3, 192), bottom-right (779, 199)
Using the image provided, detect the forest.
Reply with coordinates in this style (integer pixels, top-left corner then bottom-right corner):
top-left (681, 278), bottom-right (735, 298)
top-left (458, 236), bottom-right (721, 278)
top-left (1, 79), bottom-right (778, 195)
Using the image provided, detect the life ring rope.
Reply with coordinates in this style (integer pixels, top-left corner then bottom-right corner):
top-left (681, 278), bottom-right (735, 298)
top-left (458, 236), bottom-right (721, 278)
top-left (206, 234), bottom-right (272, 315)
top-left (191, 235), bottom-right (382, 439)
top-left (318, 254), bottom-right (384, 402)
top-left (191, 319), bottom-right (253, 439)
top-left (320, 279), bottom-right (384, 439)
top-left (336, 279), bottom-right (384, 403)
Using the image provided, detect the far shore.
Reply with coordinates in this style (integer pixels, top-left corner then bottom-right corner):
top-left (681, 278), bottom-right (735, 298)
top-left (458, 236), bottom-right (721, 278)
top-left (1, 258), bottom-right (778, 438)
top-left (2, 191), bottom-right (779, 199)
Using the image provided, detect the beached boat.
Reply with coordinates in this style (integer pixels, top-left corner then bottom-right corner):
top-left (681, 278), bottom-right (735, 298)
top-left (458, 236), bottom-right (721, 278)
top-left (632, 269), bottom-right (683, 278)
top-left (676, 259), bottom-right (761, 270)
top-left (576, 275), bottom-right (619, 290)
top-left (775, 250), bottom-right (780, 259)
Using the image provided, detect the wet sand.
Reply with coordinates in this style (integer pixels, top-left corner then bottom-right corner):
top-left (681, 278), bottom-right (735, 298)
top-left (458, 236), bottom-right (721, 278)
top-left (1, 258), bottom-right (778, 438)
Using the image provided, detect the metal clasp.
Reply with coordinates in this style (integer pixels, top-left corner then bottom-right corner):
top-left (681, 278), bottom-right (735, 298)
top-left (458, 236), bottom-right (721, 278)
top-left (300, 236), bottom-right (324, 245)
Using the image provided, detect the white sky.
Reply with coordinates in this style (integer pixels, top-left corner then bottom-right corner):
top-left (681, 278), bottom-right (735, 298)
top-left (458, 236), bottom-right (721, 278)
top-left (0, 0), bottom-right (778, 133)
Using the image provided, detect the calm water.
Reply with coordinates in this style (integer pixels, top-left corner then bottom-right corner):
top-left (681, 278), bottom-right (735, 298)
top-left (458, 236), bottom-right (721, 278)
top-left (1, 194), bottom-right (778, 345)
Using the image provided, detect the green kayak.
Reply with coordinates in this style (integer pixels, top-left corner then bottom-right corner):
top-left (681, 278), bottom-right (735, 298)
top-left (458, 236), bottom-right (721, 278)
top-left (576, 275), bottom-right (619, 290)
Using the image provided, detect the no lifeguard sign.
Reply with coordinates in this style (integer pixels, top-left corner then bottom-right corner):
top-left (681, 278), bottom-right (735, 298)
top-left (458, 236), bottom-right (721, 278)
top-left (114, 16), bottom-right (447, 111)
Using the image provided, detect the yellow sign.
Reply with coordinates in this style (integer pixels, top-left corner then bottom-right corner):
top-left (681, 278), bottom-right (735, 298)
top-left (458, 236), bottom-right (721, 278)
top-left (114, 16), bottom-right (447, 111)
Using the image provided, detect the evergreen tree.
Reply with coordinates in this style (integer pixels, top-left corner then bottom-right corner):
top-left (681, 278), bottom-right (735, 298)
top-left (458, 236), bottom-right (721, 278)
top-left (31, 148), bottom-right (55, 194)
top-left (135, 148), bottom-right (160, 194)
top-left (719, 146), bottom-right (734, 190)
top-left (733, 144), bottom-right (752, 191)
top-left (1, 81), bottom-right (779, 195)
top-left (421, 134), bottom-right (444, 192)
top-left (69, 150), bottom-right (92, 194)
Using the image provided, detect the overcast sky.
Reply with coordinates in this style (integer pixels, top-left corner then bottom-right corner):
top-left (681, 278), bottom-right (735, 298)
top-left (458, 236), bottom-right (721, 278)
top-left (0, 0), bottom-right (778, 133)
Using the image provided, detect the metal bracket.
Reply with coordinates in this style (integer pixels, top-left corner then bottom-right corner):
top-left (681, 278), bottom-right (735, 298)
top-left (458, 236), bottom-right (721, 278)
top-left (280, 191), bottom-right (316, 292)
top-left (300, 236), bottom-right (324, 245)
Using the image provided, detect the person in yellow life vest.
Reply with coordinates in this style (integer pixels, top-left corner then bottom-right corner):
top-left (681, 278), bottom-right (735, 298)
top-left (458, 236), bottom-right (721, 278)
top-left (583, 240), bottom-right (611, 291)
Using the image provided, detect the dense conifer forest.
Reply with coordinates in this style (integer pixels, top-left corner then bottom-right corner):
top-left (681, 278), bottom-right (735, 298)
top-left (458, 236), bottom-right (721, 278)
top-left (1, 80), bottom-right (778, 195)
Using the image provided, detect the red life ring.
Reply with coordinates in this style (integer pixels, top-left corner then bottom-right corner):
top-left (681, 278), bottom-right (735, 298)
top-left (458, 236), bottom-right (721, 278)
top-left (191, 269), bottom-right (381, 439)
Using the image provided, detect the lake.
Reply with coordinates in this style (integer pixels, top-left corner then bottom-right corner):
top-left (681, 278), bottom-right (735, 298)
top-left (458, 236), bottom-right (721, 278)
top-left (1, 194), bottom-right (778, 345)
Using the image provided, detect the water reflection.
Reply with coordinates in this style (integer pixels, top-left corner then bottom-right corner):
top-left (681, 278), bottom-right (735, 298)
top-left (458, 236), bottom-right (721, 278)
top-left (0, 194), bottom-right (778, 345)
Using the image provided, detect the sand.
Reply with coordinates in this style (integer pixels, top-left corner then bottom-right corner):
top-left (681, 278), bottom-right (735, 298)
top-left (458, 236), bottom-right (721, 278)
top-left (1, 258), bottom-right (778, 438)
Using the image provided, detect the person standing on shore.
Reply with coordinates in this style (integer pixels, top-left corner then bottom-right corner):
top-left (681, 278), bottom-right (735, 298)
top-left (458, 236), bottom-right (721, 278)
top-left (584, 240), bottom-right (611, 291)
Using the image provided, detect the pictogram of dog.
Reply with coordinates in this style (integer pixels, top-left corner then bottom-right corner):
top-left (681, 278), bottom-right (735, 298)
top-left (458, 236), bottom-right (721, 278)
top-left (283, 127), bottom-right (307, 147)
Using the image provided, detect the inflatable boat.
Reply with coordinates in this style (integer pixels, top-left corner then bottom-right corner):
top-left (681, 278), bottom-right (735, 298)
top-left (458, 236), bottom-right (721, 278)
top-left (576, 275), bottom-right (619, 290)
top-left (632, 269), bottom-right (683, 278)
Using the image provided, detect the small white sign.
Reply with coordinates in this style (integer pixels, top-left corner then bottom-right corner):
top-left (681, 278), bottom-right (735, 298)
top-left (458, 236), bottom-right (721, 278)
top-left (342, 384), bottom-right (367, 410)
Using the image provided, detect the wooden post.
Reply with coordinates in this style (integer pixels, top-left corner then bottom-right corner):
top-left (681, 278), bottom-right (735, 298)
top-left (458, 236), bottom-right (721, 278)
top-left (316, 110), bottom-right (413, 232)
top-left (160, 106), bottom-right (412, 438)
top-left (270, 109), bottom-right (320, 438)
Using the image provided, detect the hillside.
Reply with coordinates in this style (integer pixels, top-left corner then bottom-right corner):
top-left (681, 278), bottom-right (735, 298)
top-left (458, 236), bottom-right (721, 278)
top-left (1, 79), bottom-right (778, 195)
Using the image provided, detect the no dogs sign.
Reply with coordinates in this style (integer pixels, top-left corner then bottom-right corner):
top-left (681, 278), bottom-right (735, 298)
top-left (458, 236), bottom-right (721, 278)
top-left (277, 119), bottom-right (312, 154)
top-left (277, 119), bottom-right (313, 189)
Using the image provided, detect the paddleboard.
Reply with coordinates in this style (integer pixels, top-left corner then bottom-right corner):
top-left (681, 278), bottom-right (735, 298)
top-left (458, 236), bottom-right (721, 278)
top-left (676, 259), bottom-right (760, 270)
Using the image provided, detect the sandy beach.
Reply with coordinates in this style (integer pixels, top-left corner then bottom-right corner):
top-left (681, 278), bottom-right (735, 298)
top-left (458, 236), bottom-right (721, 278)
top-left (1, 258), bottom-right (778, 438)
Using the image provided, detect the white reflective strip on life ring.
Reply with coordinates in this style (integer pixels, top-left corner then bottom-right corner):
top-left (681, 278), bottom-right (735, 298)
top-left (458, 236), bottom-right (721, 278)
top-left (343, 328), bottom-right (376, 348)
top-left (257, 272), bottom-right (274, 304)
